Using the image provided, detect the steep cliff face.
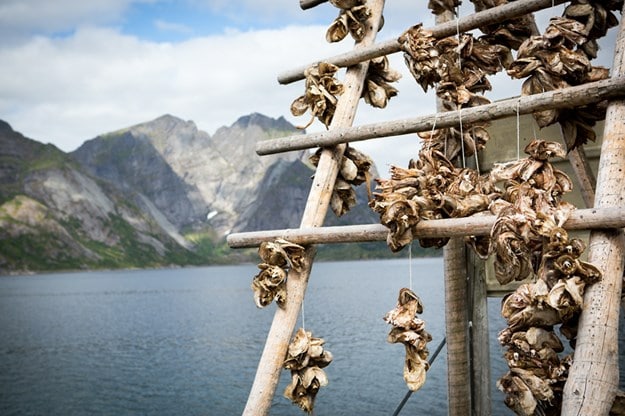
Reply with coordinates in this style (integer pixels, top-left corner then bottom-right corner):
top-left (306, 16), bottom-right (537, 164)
top-left (71, 113), bottom-right (308, 235)
top-left (0, 121), bottom-right (200, 273)
top-left (0, 114), bottom-right (382, 274)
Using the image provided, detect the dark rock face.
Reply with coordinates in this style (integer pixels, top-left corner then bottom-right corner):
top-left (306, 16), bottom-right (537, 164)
top-left (0, 113), bottom-right (381, 273)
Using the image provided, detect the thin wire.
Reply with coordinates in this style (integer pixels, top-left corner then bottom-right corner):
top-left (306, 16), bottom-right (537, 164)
top-left (408, 242), bottom-right (413, 290)
top-left (391, 337), bottom-right (447, 416)
top-left (455, 5), bottom-right (466, 168)
top-left (516, 99), bottom-right (521, 160)
top-left (459, 108), bottom-right (466, 168)
top-left (472, 126), bottom-right (481, 175)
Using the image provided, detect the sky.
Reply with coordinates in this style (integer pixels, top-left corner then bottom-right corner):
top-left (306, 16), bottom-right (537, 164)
top-left (0, 0), bottom-right (619, 171)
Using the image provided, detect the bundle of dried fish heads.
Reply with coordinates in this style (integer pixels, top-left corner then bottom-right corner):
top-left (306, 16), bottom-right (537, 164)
top-left (311, 145), bottom-right (373, 217)
top-left (361, 56), bottom-right (401, 109)
top-left (326, 0), bottom-right (372, 43)
top-left (291, 62), bottom-right (344, 129)
top-left (284, 328), bottom-right (333, 413)
top-left (384, 288), bottom-right (432, 391)
top-left (251, 239), bottom-right (306, 308)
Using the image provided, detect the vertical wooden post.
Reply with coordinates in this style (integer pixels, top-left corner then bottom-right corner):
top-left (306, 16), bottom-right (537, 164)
top-left (444, 238), bottom-right (472, 415)
top-left (467, 249), bottom-right (491, 416)
top-left (242, 2), bottom-right (385, 414)
top-left (435, 7), bottom-right (472, 415)
top-left (562, 5), bottom-right (625, 415)
top-left (567, 145), bottom-right (596, 208)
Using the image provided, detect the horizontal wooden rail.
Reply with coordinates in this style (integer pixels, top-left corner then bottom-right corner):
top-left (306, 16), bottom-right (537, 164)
top-left (278, 0), bottom-right (567, 84)
top-left (258, 76), bottom-right (625, 155)
top-left (227, 207), bottom-right (625, 248)
top-left (300, 0), bottom-right (328, 10)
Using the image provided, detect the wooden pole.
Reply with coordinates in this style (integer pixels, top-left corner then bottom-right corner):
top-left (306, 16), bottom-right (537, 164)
top-left (278, 0), bottom-right (567, 84)
top-left (434, 5), bottom-right (472, 412)
top-left (567, 145), bottom-right (596, 207)
top-left (241, 2), bottom-right (385, 414)
top-left (444, 236), bottom-right (472, 415)
top-left (300, 0), bottom-right (327, 10)
top-left (227, 207), bottom-right (625, 248)
top-left (467, 248), bottom-right (491, 416)
top-left (257, 77), bottom-right (625, 155)
top-left (562, 5), bottom-right (625, 415)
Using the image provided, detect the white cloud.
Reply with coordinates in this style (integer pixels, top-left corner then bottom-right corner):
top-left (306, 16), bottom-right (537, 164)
top-left (0, 0), bottom-right (148, 41)
top-left (154, 19), bottom-right (194, 34)
top-left (0, 2), bottom-right (619, 173)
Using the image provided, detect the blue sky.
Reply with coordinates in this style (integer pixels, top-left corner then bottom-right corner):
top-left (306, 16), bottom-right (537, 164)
top-left (0, 1), bottom-right (619, 170)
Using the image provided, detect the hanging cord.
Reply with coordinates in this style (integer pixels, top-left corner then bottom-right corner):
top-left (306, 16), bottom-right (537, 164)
top-left (472, 126), bottom-right (481, 175)
top-left (455, 5), bottom-right (466, 169)
top-left (459, 108), bottom-right (466, 168)
top-left (516, 98), bottom-right (521, 160)
top-left (408, 242), bottom-right (413, 290)
top-left (391, 337), bottom-right (448, 416)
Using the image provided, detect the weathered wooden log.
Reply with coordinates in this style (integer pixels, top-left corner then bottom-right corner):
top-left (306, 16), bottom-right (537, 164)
top-left (567, 146), bottom-right (596, 208)
top-left (227, 207), bottom-right (625, 248)
top-left (258, 77), bottom-right (625, 155)
top-left (444, 238), bottom-right (471, 415)
top-left (562, 4), bottom-right (625, 415)
top-left (241, 2), bottom-right (385, 415)
top-left (300, 0), bottom-right (328, 10)
top-left (467, 248), bottom-right (491, 415)
top-left (278, 0), bottom-right (567, 84)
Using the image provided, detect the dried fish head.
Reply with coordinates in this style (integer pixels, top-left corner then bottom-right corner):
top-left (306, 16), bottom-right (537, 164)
top-left (403, 345), bottom-right (429, 391)
top-left (326, 13), bottom-right (350, 43)
top-left (575, 259), bottom-right (602, 284)
top-left (524, 140), bottom-right (566, 161)
top-left (498, 373), bottom-right (539, 416)
top-left (510, 367), bottom-right (555, 403)
top-left (525, 326), bottom-right (564, 352)
top-left (399, 25), bottom-right (440, 92)
top-left (329, 0), bottom-right (361, 8)
top-left (330, 178), bottom-right (357, 217)
top-left (251, 264), bottom-right (287, 308)
top-left (427, 0), bottom-right (461, 15)
top-left (384, 287), bottom-right (424, 328)
top-left (258, 241), bottom-right (289, 268)
top-left (283, 328), bottom-right (332, 413)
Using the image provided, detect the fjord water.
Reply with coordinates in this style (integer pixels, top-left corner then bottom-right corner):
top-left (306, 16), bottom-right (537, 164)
top-left (1, 259), bottom-right (623, 416)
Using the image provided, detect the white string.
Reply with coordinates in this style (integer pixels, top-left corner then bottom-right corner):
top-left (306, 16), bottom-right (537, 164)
top-left (455, 5), bottom-right (465, 168)
top-left (430, 112), bottom-right (438, 152)
top-left (455, 6), bottom-right (462, 71)
top-left (472, 126), bottom-right (481, 175)
top-left (408, 241), bottom-right (413, 290)
top-left (301, 299), bottom-right (306, 330)
top-left (516, 99), bottom-right (521, 160)
top-left (459, 108), bottom-right (466, 168)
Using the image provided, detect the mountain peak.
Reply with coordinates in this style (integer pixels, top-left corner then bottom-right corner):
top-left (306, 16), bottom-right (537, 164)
top-left (0, 120), bottom-right (14, 133)
top-left (232, 113), bottom-right (296, 132)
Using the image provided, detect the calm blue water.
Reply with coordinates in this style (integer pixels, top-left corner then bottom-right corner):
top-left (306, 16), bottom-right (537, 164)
top-left (0, 259), bottom-right (622, 415)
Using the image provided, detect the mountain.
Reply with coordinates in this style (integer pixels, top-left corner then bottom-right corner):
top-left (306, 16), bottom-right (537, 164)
top-left (0, 120), bottom-right (201, 273)
top-left (0, 114), bottom-right (385, 274)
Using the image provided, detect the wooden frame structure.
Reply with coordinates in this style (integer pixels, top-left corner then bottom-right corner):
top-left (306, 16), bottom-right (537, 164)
top-left (227, 1), bottom-right (625, 414)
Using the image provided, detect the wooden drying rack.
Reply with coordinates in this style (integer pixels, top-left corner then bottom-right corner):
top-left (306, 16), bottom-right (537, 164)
top-left (227, 0), bottom-right (625, 414)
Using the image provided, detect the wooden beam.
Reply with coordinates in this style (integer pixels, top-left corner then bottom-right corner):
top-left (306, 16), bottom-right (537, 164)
top-left (241, 2), bottom-right (386, 415)
top-left (257, 77), bottom-right (625, 155)
top-left (562, 4), bottom-right (625, 415)
top-left (300, 0), bottom-right (328, 10)
top-left (467, 248), bottom-right (491, 415)
top-left (227, 207), bottom-right (625, 248)
top-left (444, 237), bottom-right (471, 415)
top-left (567, 145), bottom-right (596, 208)
top-left (278, 0), bottom-right (567, 84)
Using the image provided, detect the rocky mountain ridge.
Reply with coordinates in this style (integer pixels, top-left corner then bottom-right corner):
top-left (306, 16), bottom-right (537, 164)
top-left (0, 114), bottom-right (383, 274)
